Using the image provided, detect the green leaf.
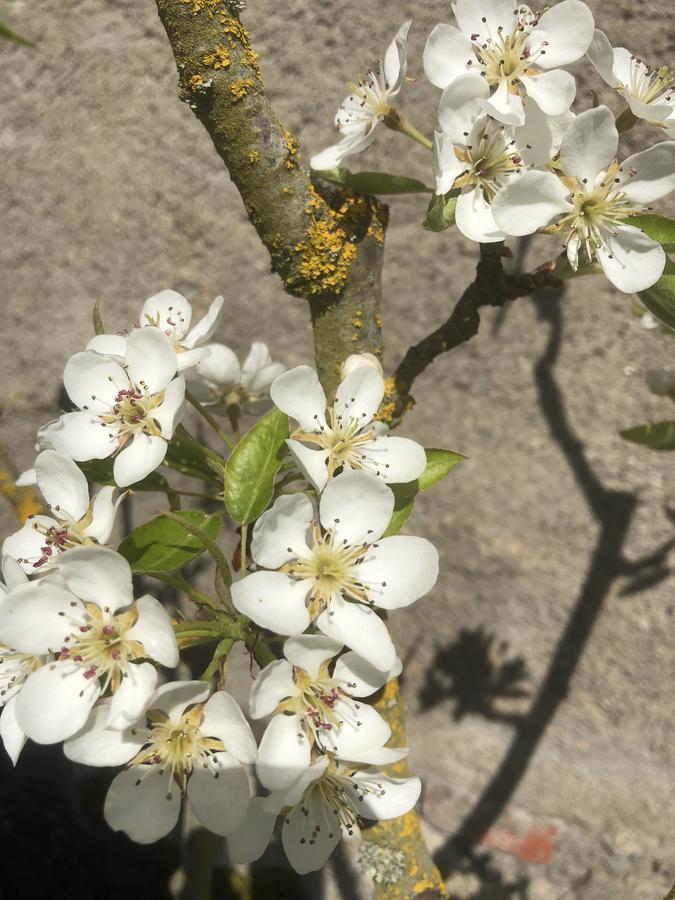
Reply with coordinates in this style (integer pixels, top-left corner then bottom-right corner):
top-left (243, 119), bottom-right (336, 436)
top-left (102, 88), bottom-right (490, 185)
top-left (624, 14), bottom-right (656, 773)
top-left (619, 421), bottom-right (675, 451)
top-left (382, 481), bottom-right (418, 538)
top-left (418, 448), bottom-right (466, 490)
top-left (314, 167), bottom-right (432, 195)
top-left (93, 300), bottom-right (105, 336)
top-left (0, 19), bottom-right (36, 47)
top-left (422, 190), bottom-right (459, 232)
top-left (77, 459), bottom-right (181, 509)
top-left (638, 257), bottom-right (675, 330)
top-left (160, 509), bottom-right (232, 587)
top-left (225, 409), bottom-right (289, 524)
top-left (629, 214), bottom-right (675, 251)
top-left (118, 510), bottom-right (222, 574)
top-left (383, 448), bottom-right (465, 536)
top-left (164, 428), bottom-right (224, 484)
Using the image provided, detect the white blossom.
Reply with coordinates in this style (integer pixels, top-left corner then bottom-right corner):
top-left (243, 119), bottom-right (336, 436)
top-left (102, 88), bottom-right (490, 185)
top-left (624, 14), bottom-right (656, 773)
top-left (424, 0), bottom-right (594, 126)
top-left (3, 451), bottom-right (123, 574)
top-left (311, 20), bottom-right (412, 170)
top-left (492, 106), bottom-right (675, 292)
top-left (64, 681), bottom-right (256, 844)
top-left (340, 353), bottom-right (384, 380)
top-left (231, 471), bottom-right (439, 671)
top-left (43, 327), bottom-right (186, 487)
top-left (250, 633), bottom-right (403, 791)
top-left (88, 289), bottom-right (225, 372)
top-left (0, 546), bottom-right (178, 744)
top-left (270, 365), bottom-right (426, 492)
top-left (190, 341), bottom-right (285, 412)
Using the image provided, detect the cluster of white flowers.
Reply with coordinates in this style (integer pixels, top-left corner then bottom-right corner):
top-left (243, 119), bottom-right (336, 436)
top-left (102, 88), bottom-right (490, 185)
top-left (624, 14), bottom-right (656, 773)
top-left (311, 1), bottom-right (675, 294)
top-left (0, 292), bottom-right (436, 872)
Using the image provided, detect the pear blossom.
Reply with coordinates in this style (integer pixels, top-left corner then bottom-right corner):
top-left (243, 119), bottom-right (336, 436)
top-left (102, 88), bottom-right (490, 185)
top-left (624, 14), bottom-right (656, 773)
top-left (3, 451), bottom-right (124, 574)
top-left (64, 681), bottom-right (256, 844)
top-left (190, 341), bottom-right (285, 413)
top-left (423, 0), bottom-right (594, 126)
top-left (44, 327), bottom-right (186, 487)
top-left (231, 471), bottom-right (439, 671)
top-left (587, 31), bottom-right (675, 135)
top-left (0, 546), bottom-right (178, 744)
top-left (310, 20), bottom-right (411, 170)
top-left (250, 633), bottom-right (403, 791)
top-left (340, 353), bottom-right (384, 380)
top-left (88, 289), bottom-right (225, 371)
top-left (228, 753), bottom-right (421, 874)
top-left (492, 106), bottom-right (675, 292)
top-left (270, 365), bottom-right (426, 492)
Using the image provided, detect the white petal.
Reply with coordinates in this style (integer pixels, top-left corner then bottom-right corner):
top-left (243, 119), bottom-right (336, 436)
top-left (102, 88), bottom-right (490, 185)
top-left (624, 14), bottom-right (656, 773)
top-left (311, 142), bottom-right (352, 171)
top-left (285, 439), bottom-right (329, 493)
top-left (152, 376), bottom-right (186, 439)
top-left (183, 295), bottom-right (225, 349)
top-left (0, 581), bottom-right (76, 654)
top-left (231, 571), bottom-right (310, 635)
top-left (84, 485), bottom-right (124, 544)
top-left (242, 342), bottom-right (273, 385)
top-left (196, 343), bottom-right (241, 389)
top-left (15, 467), bottom-right (36, 488)
top-left (126, 594), bottom-right (178, 667)
top-left (2, 515), bottom-right (61, 573)
top-left (516, 96), bottom-right (572, 167)
top-left (432, 132), bottom-right (464, 195)
top-left (334, 651), bottom-right (402, 698)
top-left (59, 545), bottom-right (133, 610)
top-left (47, 411), bottom-right (118, 462)
top-left (483, 80), bottom-right (524, 126)
top-left (317, 596), bottom-right (396, 672)
top-left (596, 225), bottom-right (666, 293)
top-left (455, 187), bottom-right (505, 243)
top-left (282, 756), bottom-right (331, 806)
top-left (521, 70), bottom-right (576, 117)
top-left (64, 701), bottom-right (145, 766)
top-left (187, 750), bottom-right (251, 835)
top-left (256, 713), bottom-right (311, 791)
top-left (560, 106), bottom-right (617, 184)
top-left (330, 698), bottom-right (391, 759)
top-left (245, 361), bottom-right (285, 396)
top-left (125, 327), bottom-right (177, 395)
top-left (438, 73), bottom-right (490, 144)
top-left (283, 634), bottom-right (342, 679)
top-left (319, 470), bottom-right (394, 545)
top-left (346, 746), bottom-right (409, 766)
top-left (492, 169), bottom-right (571, 236)
top-left (270, 366), bottom-right (327, 432)
top-left (334, 366), bottom-right (384, 431)
top-left (0, 695), bottom-right (27, 765)
top-left (383, 20), bottom-right (411, 93)
top-left (175, 347), bottom-right (209, 371)
top-left (360, 435), bottom-right (427, 484)
top-left (453, 0), bottom-right (517, 38)
top-left (1, 556), bottom-right (27, 591)
top-left (104, 765), bottom-right (181, 843)
top-left (86, 333), bottom-right (128, 358)
top-left (423, 24), bottom-right (473, 89)
top-left (63, 351), bottom-right (126, 412)
top-left (346, 772), bottom-right (421, 820)
top-left (106, 661), bottom-right (158, 731)
top-left (34, 450), bottom-right (89, 521)
top-left (113, 434), bottom-right (167, 487)
top-left (227, 796), bottom-right (278, 865)
top-left (618, 142), bottom-right (675, 204)
top-left (152, 679), bottom-right (212, 721)
top-left (200, 690), bottom-right (257, 764)
top-left (282, 791), bottom-right (342, 874)
top-left (16, 661), bottom-right (100, 743)
top-left (251, 492), bottom-right (313, 569)
top-left (248, 659), bottom-right (297, 719)
top-left (527, 0), bottom-right (594, 69)
top-left (141, 289), bottom-right (192, 337)
top-left (586, 29), bottom-right (621, 87)
top-left (354, 536), bottom-right (439, 610)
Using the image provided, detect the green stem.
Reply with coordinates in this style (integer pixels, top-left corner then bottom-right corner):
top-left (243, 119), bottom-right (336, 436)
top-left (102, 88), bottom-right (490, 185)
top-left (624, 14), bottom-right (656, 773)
top-left (240, 523), bottom-right (248, 574)
top-left (186, 390), bottom-right (235, 451)
top-left (385, 108), bottom-right (433, 151)
top-left (152, 572), bottom-right (222, 613)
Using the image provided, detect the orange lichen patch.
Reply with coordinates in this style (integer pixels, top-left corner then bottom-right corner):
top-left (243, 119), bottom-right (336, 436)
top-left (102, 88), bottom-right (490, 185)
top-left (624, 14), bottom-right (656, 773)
top-left (289, 187), bottom-right (357, 295)
top-left (0, 465), bottom-right (41, 524)
top-left (374, 313), bottom-right (382, 328)
top-left (282, 127), bottom-right (300, 170)
top-left (219, 13), bottom-right (261, 77)
top-left (374, 376), bottom-right (397, 425)
top-left (281, 186), bottom-right (295, 196)
top-left (180, 0), bottom-right (221, 15)
top-left (230, 77), bottom-right (255, 100)
top-left (247, 149), bottom-right (260, 163)
top-left (188, 73), bottom-right (206, 91)
top-left (202, 45), bottom-right (230, 69)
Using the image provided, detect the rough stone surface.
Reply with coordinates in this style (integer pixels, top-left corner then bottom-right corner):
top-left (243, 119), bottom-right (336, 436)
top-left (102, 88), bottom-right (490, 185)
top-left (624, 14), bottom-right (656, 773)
top-left (1, 1), bottom-right (674, 898)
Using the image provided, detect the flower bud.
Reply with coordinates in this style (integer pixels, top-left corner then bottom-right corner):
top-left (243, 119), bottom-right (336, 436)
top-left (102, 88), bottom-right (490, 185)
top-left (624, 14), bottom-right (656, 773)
top-left (340, 353), bottom-right (383, 380)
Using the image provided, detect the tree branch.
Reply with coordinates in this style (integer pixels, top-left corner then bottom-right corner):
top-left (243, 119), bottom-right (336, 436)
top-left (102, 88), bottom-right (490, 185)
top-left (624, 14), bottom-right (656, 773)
top-left (388, 244), bottom-right (563, 423)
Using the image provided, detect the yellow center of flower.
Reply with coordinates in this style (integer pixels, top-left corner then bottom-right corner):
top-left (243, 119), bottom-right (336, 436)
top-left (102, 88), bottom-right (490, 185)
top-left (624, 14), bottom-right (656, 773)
top-left (0, 645), bottom-right (42, 698)
top-left (454, 124), bottom-right (523, 201)
top-left (293, 406), bottom-right (378, 479)
top-left (99, 386), bottom-right (164, 445)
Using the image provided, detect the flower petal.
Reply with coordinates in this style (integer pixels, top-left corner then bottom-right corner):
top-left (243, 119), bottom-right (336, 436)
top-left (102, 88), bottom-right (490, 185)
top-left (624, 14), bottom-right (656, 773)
top-left (86, 333), bottom-right (128, 359)
top-left (433, 132), bottom-right (464, 195)
top-left (105, 661), bottom-right (158, 731)
top-left (84, 485), bottom-right (124, 544)
top-left (516, 97), bottom-right (572, 168)
top-left (334, 365), bottom-right (384, 430)
top-left (492, 169), bottom-right (571, 236)
top-left (333, 651), bottom-right (402, 698)
top-left (346, 746), bottom-right (409, 766)
top-left (423, 24), bottom-right (473, 89)
top-left (231, 571), bottom-right (310, 635)
top-left (251, 492), bottom-right (313, 569)
top-left (183, 295), bottom-right (225, 349)
top-left (283, 634), bottom-right (342, 679)
top-left (113, 434), bottom-right (167, 487)
top-left (200, 690), bottom-right (257, 764)
top-left (141, 289), bottom-right (192, 335)
top-left (104, 765), bottom-right (181, 843)
top-left (527, 0), bottom-right (594, 69)
top-left (187, 750), bottom-right (251, 835)
top-left (2, 515), bottom-right (61, 573)
top-left (0, 695), bottom-right (27, 765)
top-left (64, 701), bottom-right (145, 766)
top-left (152, 680), bottom-right (212, 722)
top-left (346, 772), bottom-right (421, 821)
top-left (59, 545), bottom-right (133, 611)
top-left (227, 797), bottom-right (278, 865)
top-left (256, 713), bottom-right (311, 792)
top-left (560, 106), bottom-right (617, 184)
top-left (617, 142), bottom-right (675, 204)
top-left (47, 411), bottom-right (118, 462)
top-left (319, 470), bottom-right (394, 545)
top-left (586, 29), bottom-right (621, 87)
top-left (196, 343), bottom-right (241, 389)
top-left (482, 80), bottom-right (524, 126)
top-left (383, 19), bottom-right (411, 93)
top-left (34, 450), bottom-right (89, 521)
top-left (438, 73), bottom-right (490, 144)
top-left (521, 69), bottom-right (576, 117)
top-left (282, 791), bottom-right (342, 874)
top-left (0, 556), bottom-right (27, 591)
top-left (354, 536), bottom-right (439, 610)
top-left (0, 581), bottom-right (76, 654)
top-left (596, 225), bottom-right (665, 293)
top-left (126, 594), bottom-right (178, 667)
top-left (317, 596), bottom-right (396, 672)
top-left (330, 698), bottom-right (391, 759)
top-left (63, 351), bottom-right (126, 412)
top-left (270, 366), bottom-right (327, 432)
top-left (452, 0), bottom-right (517, 38)
top-left (249, 659), bottom-right (297, 719)
top-left (125, 327), bottom-right (177, 395)
top-left (16, 661), bottom-right (100, 743)
top-left (360, 435), bottom-right (427, 484)
top-left (285, 439), bottom-right (330, 493)
top-left (455, 187), bottom-right (504, 243)
top-left (152, 376), bottom-right (186, 439)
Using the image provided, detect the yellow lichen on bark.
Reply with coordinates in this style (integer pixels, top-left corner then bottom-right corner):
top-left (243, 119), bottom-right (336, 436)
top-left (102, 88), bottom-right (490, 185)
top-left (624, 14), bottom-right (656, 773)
top-left (0, 452), bottom-right (42, 525)
top-left (290, 187), bottom-right (358, 295)
top-left (219, 13), bottom-right (261, 77)
top-left (374, 376), bottom-right (399, 425)
top-left (202, 45), bottom-right (230, 69)
top-left (229, 77), bottom-right (255, 99)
